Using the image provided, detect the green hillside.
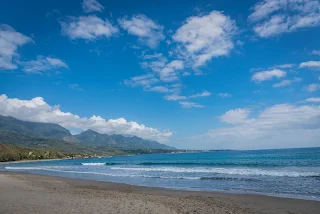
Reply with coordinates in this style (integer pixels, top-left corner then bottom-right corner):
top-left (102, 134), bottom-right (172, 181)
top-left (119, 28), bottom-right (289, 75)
top-left (0, 144), bottom-right (66, 162)
top-left (0, 115), bottom-right (72, 139)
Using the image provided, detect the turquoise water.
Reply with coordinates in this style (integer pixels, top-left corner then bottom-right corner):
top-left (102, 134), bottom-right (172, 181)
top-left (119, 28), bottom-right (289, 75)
top-left (2, 147), bottom-right (320, 200)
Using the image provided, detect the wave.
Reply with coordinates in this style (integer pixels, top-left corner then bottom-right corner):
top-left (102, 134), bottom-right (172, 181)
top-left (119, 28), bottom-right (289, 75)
top-left (4, 166), bottom-right (198, 180)
top-left (199, 177), bottom-right (259, 182)
top-left (84, 162), bottom-right (281, 167)
top-left (5, 166), bottom-right (320, 181)
top-left (111, 167), bottom-right (320, 177)
top-left (81, 163), bottom-right (106, 166)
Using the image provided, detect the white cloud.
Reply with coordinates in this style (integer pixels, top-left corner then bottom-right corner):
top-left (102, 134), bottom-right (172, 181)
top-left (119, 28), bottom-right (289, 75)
top-left (82, 0), bottom-right (104, 13)
top-left (172, 10), bottom-right (236, 68)
top-left (217, 93), bottom-right (232, 98)
top-left (164, 90), bottom-right (211, 101)
top-left (275, 63), bottom-right (296, 69)
top-left (158, 60), bottom-right (184, 82)
top-left (305, 83), bottom-right (320, 92)
top-left (140, 54), bottom-right (167, 73)
top-left (124, 74), bottom-right (159, 88)
top-left (0, 24), bottom-right (33, 70)
top-left (60, 15), bottom-right (118, 40)
top-left (299, 61), bottom-right (320, 68)
top-left (141, 52), bottom-right (163, 60)
top-left (140, 55), bottom-right (184, 82)
top-left (272, 77), bottom-right (302, 88)
top-left (252, 69), bottom-right (286, 82)
top-left (149, 86), bottom-right (169, 93)
top-left (305, 97), bottom-right (320, 102)
top-left (312, 50), bottom-right (320, 56)
top-left (179, 101), bottom-right (204, 108)
top-left (164, 94), bottom-right (187, 101)
top-left (220, 108), bottom-right (250, 124)
top-left (68, 84), bottom-right (83, 91)
top-left (0, 94), bottom-right (172, 142)
top-left (118, 14), bottom-right (165, 48)
top-left (21, 56), bottom-right (68, 74)
top-left (189, 90), bottom-right (211, 98)
top-left (249, 0), bottom-right (320, 37)
top-left (200, 103), bottom-right (320, 149)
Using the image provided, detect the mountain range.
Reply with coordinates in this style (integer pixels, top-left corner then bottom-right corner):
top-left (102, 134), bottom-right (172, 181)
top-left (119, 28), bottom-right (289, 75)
top-left (0, 115), bottom-right (175, 151)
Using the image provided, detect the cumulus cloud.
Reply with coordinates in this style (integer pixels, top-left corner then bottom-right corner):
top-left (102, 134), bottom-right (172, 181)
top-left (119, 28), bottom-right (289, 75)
top-left (0, 94), bottom-right (172, 142)
top-left (252, 69), bottom-right (286, 82)
top-left (172, 10), bottom-right (237, 68)
top-left (118, 14), bottom-right (165, 48)
top-left (305, 83), bottom-right (320, 92)
top-left (0, 24), bottom-right (33, 70)
top-left (60, 15), bottom-right (118, 40)
top-left (179, 101), bottom-right (204, 108)
top-left (272, 77), bottom-right (302, 88)
top-left (21, 56), bottom-right (68, 73)
top-left (199, 103), bottom-right (320, 149)
top-left (220, 108), bottom-right (250, 124)
top-left (217, 93), bottom-right (232, 98)
top-left (249, 0), bottom-right (320, 37)
top-left (305, 97), bottom-right (320, 102)
top-left (82, 0), bottom-right (104, 13)
top-left (299, 60), bottom-right (320, 68)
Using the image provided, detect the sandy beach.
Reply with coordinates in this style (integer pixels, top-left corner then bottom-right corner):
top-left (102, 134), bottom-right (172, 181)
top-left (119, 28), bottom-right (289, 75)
top-left (0, 172), bottom-right (319, 214)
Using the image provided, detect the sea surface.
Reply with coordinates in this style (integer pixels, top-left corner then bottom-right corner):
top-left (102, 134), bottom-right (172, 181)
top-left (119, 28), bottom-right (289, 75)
top-left (2, 147), bottom-right (320, 200)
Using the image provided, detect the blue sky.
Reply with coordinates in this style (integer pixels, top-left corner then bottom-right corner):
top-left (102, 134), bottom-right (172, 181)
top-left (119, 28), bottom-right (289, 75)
top-left (1, 0), bottom-right (320, 150)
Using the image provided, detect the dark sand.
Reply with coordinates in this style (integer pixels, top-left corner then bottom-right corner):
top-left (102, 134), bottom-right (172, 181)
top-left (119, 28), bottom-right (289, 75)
top-left (0, 172), bottom-right (319, 214)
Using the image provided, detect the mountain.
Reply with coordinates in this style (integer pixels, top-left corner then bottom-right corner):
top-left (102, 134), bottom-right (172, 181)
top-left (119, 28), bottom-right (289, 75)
top-left (0, 130), bottom-right (92, 154)
top-left (75, 129), bottom-right (175, 150)
top-left (0, 130), bottom-right (131, 157)
top-left (0, 115), bottom-right (72, 140)
top-left (0, 115), bottom-right (176, 150)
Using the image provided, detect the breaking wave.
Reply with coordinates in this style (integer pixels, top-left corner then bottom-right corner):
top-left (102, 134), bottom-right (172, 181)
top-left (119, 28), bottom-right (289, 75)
top-left (81, 163), bottom-right (106, 166)
top-left (110, 167), bottom-right (320, 177)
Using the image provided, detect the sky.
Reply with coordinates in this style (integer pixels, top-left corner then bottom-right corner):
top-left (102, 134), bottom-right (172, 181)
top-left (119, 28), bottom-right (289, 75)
top-left (1, 0), bottom-right (320, 150)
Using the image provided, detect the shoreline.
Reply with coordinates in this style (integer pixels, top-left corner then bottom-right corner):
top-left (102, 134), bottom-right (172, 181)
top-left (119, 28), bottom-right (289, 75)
top-left (2, 170), bottom-right (319, 202)
top-left (1, 172), bottom-right (319, 214)
top-left (0, 158), bottom-right (62, 165)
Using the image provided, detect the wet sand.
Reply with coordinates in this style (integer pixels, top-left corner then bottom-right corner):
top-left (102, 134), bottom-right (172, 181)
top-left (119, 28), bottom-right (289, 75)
top-left (0, 172), bottom-right (319, 214)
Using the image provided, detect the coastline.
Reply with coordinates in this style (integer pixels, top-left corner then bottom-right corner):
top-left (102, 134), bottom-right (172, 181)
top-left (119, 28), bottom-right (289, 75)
top-left (1, 172), bottom-right (319, 214)
top-left (0, 158), bottom-right (62, 165)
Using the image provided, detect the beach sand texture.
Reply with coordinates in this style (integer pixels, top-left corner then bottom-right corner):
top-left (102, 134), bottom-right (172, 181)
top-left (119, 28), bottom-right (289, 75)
top-left (0, 172), bottom-right (319, 214)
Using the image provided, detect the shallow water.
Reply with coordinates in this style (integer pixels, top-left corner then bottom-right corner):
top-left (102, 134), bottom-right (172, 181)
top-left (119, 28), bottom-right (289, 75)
top-left (2, 147), bottom-right (320, 200)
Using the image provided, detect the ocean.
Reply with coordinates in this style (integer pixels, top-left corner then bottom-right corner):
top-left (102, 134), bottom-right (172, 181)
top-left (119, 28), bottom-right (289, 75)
top-left (2, 147), bottom-right (320, 200)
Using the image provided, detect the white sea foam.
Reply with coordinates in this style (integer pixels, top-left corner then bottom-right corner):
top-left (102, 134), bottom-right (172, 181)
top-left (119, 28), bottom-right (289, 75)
top-left (4, 166), bottom-right (200, 180)
top-left (81, 163), bottom-right (106, 166)
top-left (110, 167), bottom-right (320, 177)
top-left (5, 166), bottom-right (320, 178)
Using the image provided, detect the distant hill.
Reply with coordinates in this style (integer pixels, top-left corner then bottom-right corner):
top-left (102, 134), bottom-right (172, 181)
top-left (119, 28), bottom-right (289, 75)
top-left (0, 115), bottom-right (176, 150)
top-left (75, 129), bottom-right (175, 150)
top-left (0, 115), bottom-right (72, 140)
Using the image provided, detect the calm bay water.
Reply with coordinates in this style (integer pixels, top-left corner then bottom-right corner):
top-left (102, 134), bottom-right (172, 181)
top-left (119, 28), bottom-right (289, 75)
top-left (2, 147), bottom-right (320, 200)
